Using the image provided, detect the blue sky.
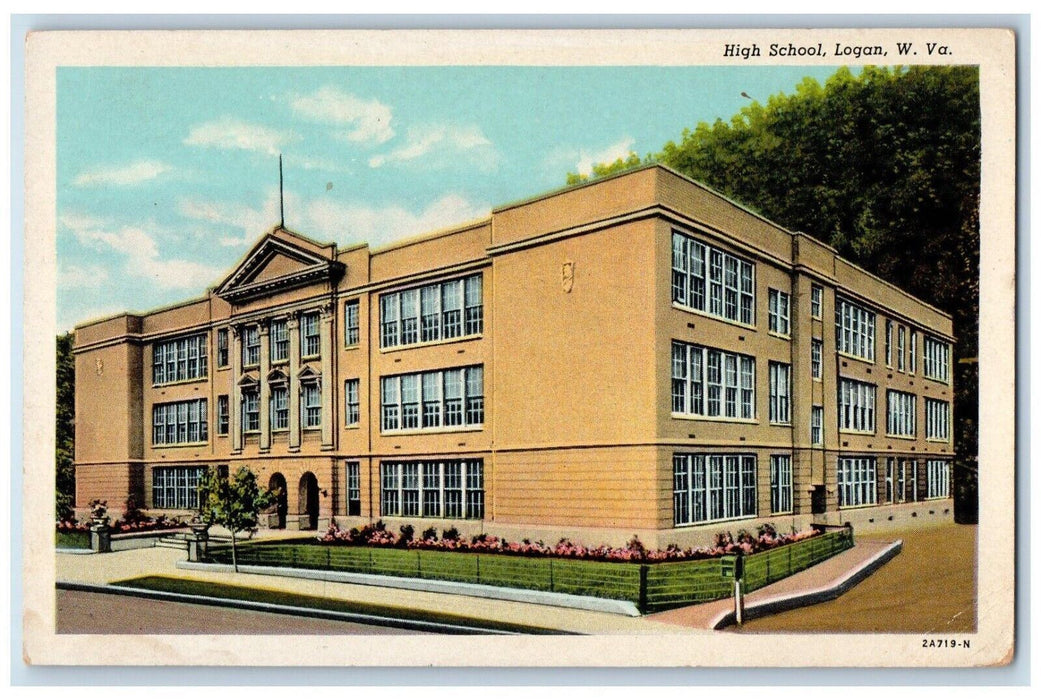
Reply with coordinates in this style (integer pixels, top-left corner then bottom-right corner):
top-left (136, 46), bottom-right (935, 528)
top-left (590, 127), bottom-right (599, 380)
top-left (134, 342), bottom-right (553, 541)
top-left (56, 65), bottom-right (845, 332)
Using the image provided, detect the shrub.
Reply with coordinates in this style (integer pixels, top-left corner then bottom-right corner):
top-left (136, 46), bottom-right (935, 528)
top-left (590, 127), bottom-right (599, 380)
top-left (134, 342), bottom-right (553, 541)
top-left (442, 526), bottom-right (460, 542)
top-left (398, 524), bottom-right (415, 545)
top-left (421, 527), bottom-right (438, 542)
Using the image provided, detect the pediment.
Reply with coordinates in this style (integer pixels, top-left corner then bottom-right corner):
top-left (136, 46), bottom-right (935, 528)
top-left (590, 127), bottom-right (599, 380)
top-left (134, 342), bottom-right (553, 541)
top-left (215, 228), bottom-right (345, 304)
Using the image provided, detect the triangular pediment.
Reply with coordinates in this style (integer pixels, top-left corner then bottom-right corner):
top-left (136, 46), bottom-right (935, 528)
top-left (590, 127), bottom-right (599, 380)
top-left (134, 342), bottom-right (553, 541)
top-left (215, 227), bottom-right (345, 304)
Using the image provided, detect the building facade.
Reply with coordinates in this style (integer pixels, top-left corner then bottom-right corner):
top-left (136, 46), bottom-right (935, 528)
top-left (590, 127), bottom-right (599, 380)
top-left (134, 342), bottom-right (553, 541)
top-left (73, 165), bottom-right (956, 548)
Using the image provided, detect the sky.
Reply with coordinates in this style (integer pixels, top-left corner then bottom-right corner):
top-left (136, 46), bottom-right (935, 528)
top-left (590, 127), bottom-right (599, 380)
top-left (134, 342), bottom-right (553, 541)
top-left (56, 65), bottom-right (846, 332)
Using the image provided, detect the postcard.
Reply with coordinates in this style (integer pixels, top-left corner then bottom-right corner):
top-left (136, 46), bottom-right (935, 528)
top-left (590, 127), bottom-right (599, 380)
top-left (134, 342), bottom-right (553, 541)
top-left (22, 26), bottom-right (1015, 668)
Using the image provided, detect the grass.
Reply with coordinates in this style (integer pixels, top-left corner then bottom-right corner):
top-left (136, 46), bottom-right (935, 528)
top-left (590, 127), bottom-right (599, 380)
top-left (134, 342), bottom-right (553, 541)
top-left (56, 530), bottom-right (90, 549)
top-left (735, 522), bottom-right (977, 633)
top-left (112, 575), bottom-right (565, 634)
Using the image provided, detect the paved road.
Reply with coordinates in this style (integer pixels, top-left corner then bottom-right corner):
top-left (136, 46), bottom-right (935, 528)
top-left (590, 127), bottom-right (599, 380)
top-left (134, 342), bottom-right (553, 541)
top-left (56, 589), bottom-right (431, 635)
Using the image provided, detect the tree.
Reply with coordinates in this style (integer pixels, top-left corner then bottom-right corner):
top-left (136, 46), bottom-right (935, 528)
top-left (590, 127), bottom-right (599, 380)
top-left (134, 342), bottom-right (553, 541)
top-left (571, 66), bottom-right (980, 521)
top-left (56, 333), bottom-right (76, 520)
top-left (197, 466), bottom-right (276, 571)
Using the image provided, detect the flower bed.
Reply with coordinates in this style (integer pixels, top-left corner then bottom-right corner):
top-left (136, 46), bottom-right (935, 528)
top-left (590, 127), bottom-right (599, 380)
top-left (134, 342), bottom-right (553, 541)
top-left (316, 521), bottom-right (821, 564)
top-left (56, 514), bottom-right (189, 536)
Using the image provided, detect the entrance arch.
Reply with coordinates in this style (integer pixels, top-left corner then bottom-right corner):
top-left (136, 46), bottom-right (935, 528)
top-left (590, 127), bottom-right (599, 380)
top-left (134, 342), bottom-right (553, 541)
top-left (268, 473), bottom-right (288, 529)
top-left (298, 472), bottom-right (319, 530)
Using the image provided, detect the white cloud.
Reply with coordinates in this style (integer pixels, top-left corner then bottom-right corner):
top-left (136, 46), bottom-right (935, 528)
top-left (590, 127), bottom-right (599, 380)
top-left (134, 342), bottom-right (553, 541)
top-left (62, 215), bottom-right (223, 291)
top-left (178, 195), bottom-right (279, 247)
top-left (183, 117), bottom-right (292, 155)
top-left (289, 87), bottom-right (394, 145)
top-left (58, 264), bottom-right (109, 290)
top-left (573, 137), bottom-right (637, 176)
top-left (368, 124), bottom-right (499, 171)
top-left (73, 160), bottom-right (171, 187)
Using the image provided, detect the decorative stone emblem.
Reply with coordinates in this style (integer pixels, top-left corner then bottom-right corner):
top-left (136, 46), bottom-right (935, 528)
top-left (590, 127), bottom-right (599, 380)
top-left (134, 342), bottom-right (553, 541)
top-left (562, 261), bottom-right (575, 293)
top-left (94, 357), bottom-right (104, 376)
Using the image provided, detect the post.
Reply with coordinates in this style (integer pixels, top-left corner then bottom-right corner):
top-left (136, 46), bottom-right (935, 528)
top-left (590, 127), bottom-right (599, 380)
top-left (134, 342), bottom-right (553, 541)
top-left (733, 551), bottom-right (745, 626)
top-left (89, 518), bottom-right (111, 554)
top-left (638, 564), bottom-right (649, 615)
top-left (187, 523), bottom-right (209, 562)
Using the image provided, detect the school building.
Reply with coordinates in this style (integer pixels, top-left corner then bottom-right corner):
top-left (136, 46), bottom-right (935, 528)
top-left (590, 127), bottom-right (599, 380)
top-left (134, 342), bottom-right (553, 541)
top-left (72, 164), bottom-right (955, 548)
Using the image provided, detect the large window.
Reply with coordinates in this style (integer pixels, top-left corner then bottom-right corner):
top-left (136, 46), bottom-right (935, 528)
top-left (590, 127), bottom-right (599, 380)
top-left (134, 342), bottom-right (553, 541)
top-left (838, 378), bottom-right (876, 432)
top-left (926, 460), bottom-right (951, 499)
top-left (152, 466), bottom-right (205, 509)
top-left (152, 399), bottom-right (208, 445)
top-left (346, 462), bottom-right (361, 516)
top-left (671, 341), bottom-right (754, 420)
top-left (671, 231), bottom-right (754, 326)
top-left (811, 338), bottom-right (823, 380)
top-left (270, 319), bottom-right (289, 363)
top-left (909, 332), bottom-right (918, 374)
top-left (673, 453), bottom-right (757, 526)
top-left (886, 390), bottom-right (917, 437)
top-left (380, 274), bottom-right (483, 349)
top-left (923, 336), bottom-right (950, 382)
top-left (380, 366), bottom-right (484, 432)
top-left (302, 382), bottom-right (321, 428)
top-left (897, 326), bottom-right (906, 372)
top-left (837, 456), bottom-right (877, 508)
top-left (811, 405), bottom-right (824, 446)
top-left (241, 389), bottom-right (259, 433)
top-left (152, 334), bottom-right (208, 385)
top-left (885, 320), bottom-right (893, 366)
top-left (344, 379), bottom-right (360, 426)
top-left (769, 362), bottom-right (791, 424)
top-left (216, 395), bottom-right (229, 436)
top-left (243, 326), bottom-right (260, 367)
top-left (344, 299), bottom-right (360, 346)
top-left (216, 329), bottom-right (229, 368)
top-left (768, 289), bottom-right (791, 336)
top-left (380, 460), bottom-right (484, 519)
top-left (301, 312), bottom-right (321, 358)
top-left (810, 284), bottom-right (823, 319)
top-left (270, 385), bottom-right (289, 430)
top-left (835, 298), bottom-right (875, 362)
top-left (926, 398), bottom-right (950, 441)
top-left (770, 455), bottom-right (793, 514)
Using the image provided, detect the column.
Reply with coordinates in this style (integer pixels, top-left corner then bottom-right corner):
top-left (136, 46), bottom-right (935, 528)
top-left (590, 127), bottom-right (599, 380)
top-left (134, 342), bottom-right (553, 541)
top-left (288, 312), bottom-right (301, 452)
top-left (230, 325), bottom-right (243, 453)
top-left (258, 320), bottom-right (271, 452)
top-left (320, 302), bottom-right (335, 450)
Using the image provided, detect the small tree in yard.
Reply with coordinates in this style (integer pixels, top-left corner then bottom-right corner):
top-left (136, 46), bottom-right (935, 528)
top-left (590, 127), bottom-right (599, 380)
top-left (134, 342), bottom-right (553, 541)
top-left (197, 466), bottom-right (276, 572)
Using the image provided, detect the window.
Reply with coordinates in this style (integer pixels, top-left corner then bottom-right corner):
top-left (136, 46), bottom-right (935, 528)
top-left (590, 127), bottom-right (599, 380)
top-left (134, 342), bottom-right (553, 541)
top-left (810, 284), bottom-right (823, 319)
top-left (926, 460), bottom-right (951, 499)
top-left (909, 331), bottom-right (917, 374)
top-left (923, 336), bottom-right (950, 382)
top-left (380, 460), bottom-right (484, 519)
top-left (886, 390), bottom-right (916, 437)
top-left (770, 455), bottom-right (793, 514)
top-left (811, 405), bottom-right (823, 446)
top-left (380, 274), bottom-right (483, 349)
top-left (216, 329), bottom-right (229, 368)
top-left (344, 300), bottom-right (360, 346)
top-left (152, 399), bottom-right (208, 445)
top-left (346, 462), bottom-right (361, 516)
top-left (270, 386), bottom-right (289, 430)
top-left (837, 456), bottom-right (877, 507)
top-left (897, 326), bottom-right (906, 372)
top-left (768, 289), bottom-right (791, 336)
top-left (243, 326), bottom-right (260, 367)
top-left (926, 398), bottom-right (950, 440)
top-left (672, 341), bottom-right (754, 420)
top-left (344, 379), bottom-right (360, 426)
top-left (301, 312), bottom-right (320, 358)
top-left (152, 466), bottom-right (205, 509)
top-left (885, 320), bottom-right (893, 366)
top-left (671, 231), bottom-right (754, 326)
top-left (217, 395), bottom-right (229, 436)
top-left (811, 338), bottom-right (823, 380)
top-left (838, 378), bottom-right (876, 432)
top-left (381, 366), bottom-right (484, 432)
top-left (885, 458), bottom-right (895, 503)
top-left (673, 453), bottom-right (756, 526)
top-left (769, 362), bottom-right (791, 424)
top-left (270, 319), bottom-right (289, 363)
top-left (241, 389), bottom-right (259, 433)
top-left (153, 334), bottom-right (208, 385)
top-left (302, 382), bottom-right (321, 428)
top-left (835, 298), bottom-right (876, 362)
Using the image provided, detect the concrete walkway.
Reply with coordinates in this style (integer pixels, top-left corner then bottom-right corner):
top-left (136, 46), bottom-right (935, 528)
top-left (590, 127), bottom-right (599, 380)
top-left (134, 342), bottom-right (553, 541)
top-left (648, 538), bottom-right (902, 630)
top-left (55, 532), bottom-right (901, 635)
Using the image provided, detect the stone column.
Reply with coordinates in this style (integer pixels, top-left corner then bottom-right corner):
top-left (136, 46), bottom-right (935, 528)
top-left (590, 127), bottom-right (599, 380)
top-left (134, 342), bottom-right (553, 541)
top-left (230, 324), bottom-right (243, 453)
top-left (288, 312), bottom-right (301, 452)
top-left (320, 303), bottom-right (335, 450)
top-left (258, 320), bottom-right (271, 452)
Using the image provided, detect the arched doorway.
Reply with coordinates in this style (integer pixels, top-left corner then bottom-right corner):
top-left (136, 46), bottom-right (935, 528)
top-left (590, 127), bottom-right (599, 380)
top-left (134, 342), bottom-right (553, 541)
top-left (268, 473), bottom-right (288, 529)
top-left (298, 472), bottom-right (319, 530)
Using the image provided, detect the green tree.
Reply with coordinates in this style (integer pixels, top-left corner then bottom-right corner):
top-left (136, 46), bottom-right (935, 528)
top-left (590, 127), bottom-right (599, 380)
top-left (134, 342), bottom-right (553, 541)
top-left (56, 333), bottom-right (76, 520)
top-left (572, 66), bottom-right (980, 521)
top-left (197, 466), bottom-right (276, 571)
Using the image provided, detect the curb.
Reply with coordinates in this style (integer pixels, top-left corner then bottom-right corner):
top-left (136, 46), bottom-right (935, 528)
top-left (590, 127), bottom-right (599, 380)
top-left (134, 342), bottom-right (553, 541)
top-left (176, 559), bottom-right (642, 617)
top-left (709, 539), bottom-right (903, 630)
top-left (56, 580), bottom-right (528, 635)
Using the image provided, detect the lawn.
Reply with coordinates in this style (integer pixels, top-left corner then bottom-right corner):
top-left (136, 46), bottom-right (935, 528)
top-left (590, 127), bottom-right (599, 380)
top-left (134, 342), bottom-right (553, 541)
top-left (735, 522), bottom-right (977, 633)
top-left (56, 530), bottom-right (90, 549)
top-left (112, 575), bottom-right (564, 635)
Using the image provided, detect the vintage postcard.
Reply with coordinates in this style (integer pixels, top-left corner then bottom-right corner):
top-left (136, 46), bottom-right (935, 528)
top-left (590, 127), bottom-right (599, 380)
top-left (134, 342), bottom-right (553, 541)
top-left (22, 27), bottom-right (1015, 668)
